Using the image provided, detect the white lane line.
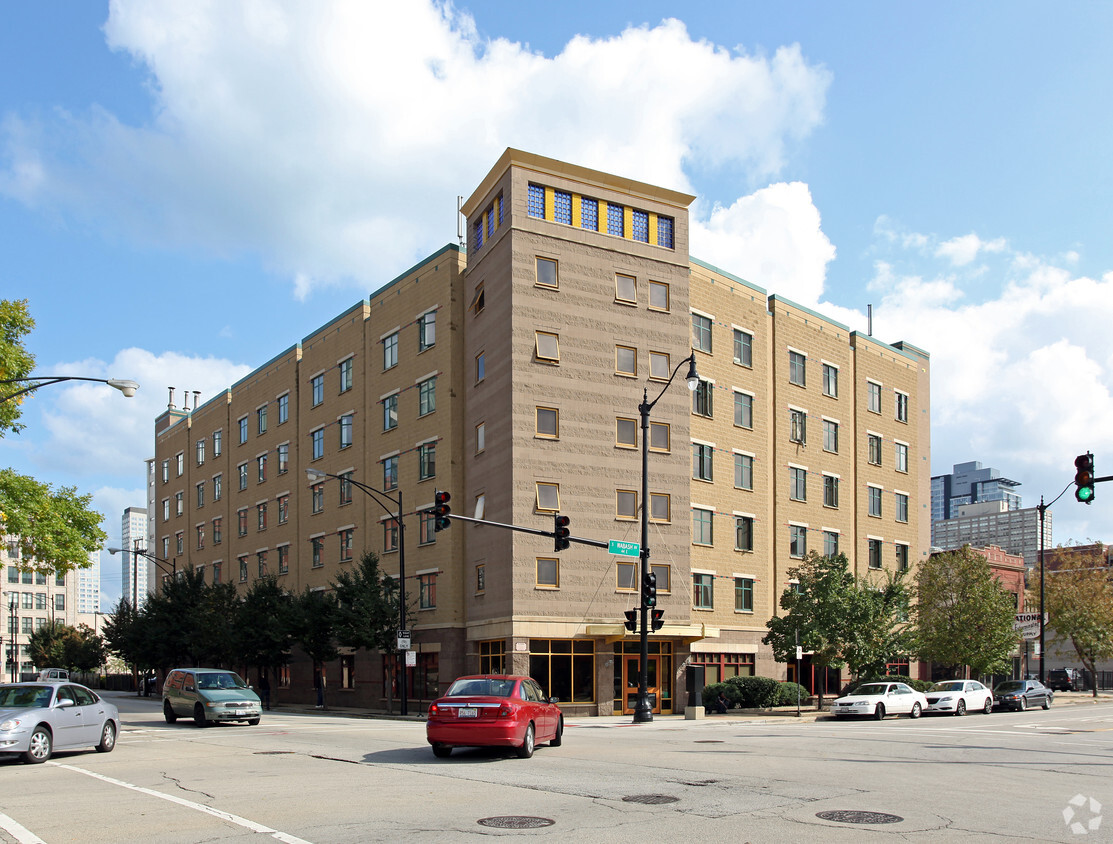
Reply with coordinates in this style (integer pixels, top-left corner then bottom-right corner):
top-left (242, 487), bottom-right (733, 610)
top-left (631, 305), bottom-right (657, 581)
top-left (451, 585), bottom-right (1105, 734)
top-left (49, 763), bottom-right (313, 844)
top-left (0, 812), bottom-right (46, 844)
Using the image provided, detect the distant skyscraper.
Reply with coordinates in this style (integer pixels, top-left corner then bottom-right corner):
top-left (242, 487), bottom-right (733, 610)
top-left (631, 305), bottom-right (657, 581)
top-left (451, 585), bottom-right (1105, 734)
top-left (76, 550), bottom-right (100, 614)
top-left (121, 507), bottom-right (149, 608)
top-left (931, 460), bottom-right (1022, 523)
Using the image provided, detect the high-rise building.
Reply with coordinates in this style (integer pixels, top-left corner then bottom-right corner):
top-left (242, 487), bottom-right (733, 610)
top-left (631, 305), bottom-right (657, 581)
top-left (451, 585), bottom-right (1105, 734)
top-left (76, 550), bottom-right (100, 614)
top-left (152, 149), bottom-right (931, 715)
top-left (931, 500), bottom-right (1049, 569)
top-left (931, 460), bottom-right (1021, 523)
top-left (121, 507), bottom-right (150, 608)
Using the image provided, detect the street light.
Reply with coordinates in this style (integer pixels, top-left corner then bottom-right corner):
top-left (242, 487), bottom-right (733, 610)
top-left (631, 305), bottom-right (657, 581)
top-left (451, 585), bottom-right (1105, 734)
top-left (108, 544), bottom-right (177, 606)
top-left (634, 352), bottom-right (699, 723)
top-left (1, 376), bottom-right (139, 404)
top-left (306, 466), bottom-right (411, 716)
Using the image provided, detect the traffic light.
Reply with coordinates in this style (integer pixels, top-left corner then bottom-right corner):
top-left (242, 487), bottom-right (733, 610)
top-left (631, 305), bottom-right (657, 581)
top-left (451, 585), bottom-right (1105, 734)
top-left (554, 514), bottom-right (571, 551)
top-left (623, 609), bottom-right (638, 633)
top-left (433, 489), bottom-right (452, 531)
top-left (1074, 453), bottom-right (1095, 504)
top-left (642, 571), bottom-right (657, 607)
top-left (651, 609), bottom-right (664, 631)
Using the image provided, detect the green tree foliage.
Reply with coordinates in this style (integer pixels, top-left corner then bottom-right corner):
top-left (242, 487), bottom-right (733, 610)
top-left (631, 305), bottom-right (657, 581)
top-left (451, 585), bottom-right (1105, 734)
top-left (0, 298), bottom-right (36, 436)
top-left (332, 551), bottom-right (403, 653)
top-left (238, 574), bottom-right (297, 679)
top-left (295, 588), bottom-right (339, 709)
top-left (1045, 553), bottom-right (1113, 698)
top-left (841, 570), bottom-right (914, 679)
top-left (65, 624), bottom-right (108, 674)
top-left (912, 545), bottom-right (1019, 678)
top-left (102, 597), bottom-right (146, 672)
top-left (28, 620), bottom-right (68, 669)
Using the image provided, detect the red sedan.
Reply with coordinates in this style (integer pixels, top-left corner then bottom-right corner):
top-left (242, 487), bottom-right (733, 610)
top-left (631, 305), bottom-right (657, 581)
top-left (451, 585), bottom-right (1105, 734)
top-left (426, 675), bottom-right (563, 758)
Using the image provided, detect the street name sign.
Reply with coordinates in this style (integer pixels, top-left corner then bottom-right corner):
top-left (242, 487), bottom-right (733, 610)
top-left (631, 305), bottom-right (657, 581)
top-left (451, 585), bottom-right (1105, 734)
top-left (609, 540), bottom-right (641, 557)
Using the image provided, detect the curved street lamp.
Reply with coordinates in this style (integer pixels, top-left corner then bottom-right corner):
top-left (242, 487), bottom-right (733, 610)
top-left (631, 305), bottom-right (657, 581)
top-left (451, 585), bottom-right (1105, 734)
top-left (1, 376), bottom-right (139, 404)
top-left (108, 544), bottom-right (177, 607)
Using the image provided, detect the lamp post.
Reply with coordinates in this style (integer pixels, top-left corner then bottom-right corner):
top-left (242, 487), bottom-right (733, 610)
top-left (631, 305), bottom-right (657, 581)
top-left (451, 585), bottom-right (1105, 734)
top-left (1, 376), bottom-right (139, 404)
top-left (634, 352), bottom-right (699, 723)
top-left (108, 543), bottom-right (177, 607)
top-left (6, 592), bottom-right (18, 682)
top-left (306, 467), bottom-right (410, 716)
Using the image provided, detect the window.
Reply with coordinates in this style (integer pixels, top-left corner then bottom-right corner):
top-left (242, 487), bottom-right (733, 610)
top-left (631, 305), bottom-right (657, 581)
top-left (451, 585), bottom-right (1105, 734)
top-left (868, 434), bottom-right (882, 465)
top-left (162, 498), bottom-right (170, 521)
top-left (162, 537), bottom-right (170, 558)
top-left (733, 391), bottom-right (753, 428)
top-left (419, 442), bottom-right (436, 480)
top-left (631, 209), bottom-right (648, 242)
top-left (257, 502), bottom-right (267, 531)
top-left (54, 594), bottom-right (65, 612)
top-left (277, 443), bottom-right (289, 474)
top-left (213, 430), bottom-right (222, 456)
top-left (580, 196), bottom-right (598, 230)
top-left (238, 556), bottom-right (248, 582)
top-left (657, 215), bottom-right (674, 248)
top-left (648, 280), bottom-right (669, 311)
top-left (895, 442), bottom-right (909, 473)
top-left (418, 377), bottom-right (436, 416)
top-left (278, 545), bottom-right (289, 573)
top-left (195, 524), bottom-right (205, 550)
top-left (415, 510), bottom-right (435, 544)
top-left (476, 565), bottom-right (487, 594)
top-left (311, 537), bottom-right (324, 567)
top-left (536, 407), bottom-right (558, 438)
top-left (238, 508), bottom-right (248, 537)
top-left (471, 281), bottom-right (485, 316)
top-left (339, 472), bottom-right (353, 505)
top-left (692, 443), bottom-right (713, 482)
top-left (312, 374), bottom-right (324, 407)
top-left (213, 517), bottom-right (222, 545)
top-left (896, 492), bottom-right (909, 523)
top-left (383, 393), bottom-right (398, 430)
top-left (823, 419), bottom-right (838, 453)
top-left (824, 530), bottom-right (839, 557)
top-left (735, 517), bottom-right (754, 552)
top-left (869, 538), bottom-right (882, 569)
top-left (693, 573), bottom-right (713, 609)
top-left (418, 311), bottom-right (436, 351)
top-left (384, 518), bottom-right (399, 553)
top-left (790, 525), bottom-right (807, 558)
top-left (311, 484), bottom-right (324, 514)
top-left (650, 421), bottom-right (670, 451)
top-left (161, 459), bottom-right (169, 483)
top-left (790, 409), bottom-right (806, 444)
top-left (734, 453), bottom-right (753, 490)
top-left (868, 381), bottom-right (882, 413)
top-left (615, 489), bottom-right (637, 520)
top-left (535, 482), bottom-right (560, 512)
top-left (257, 453), bottom-right (267, 483)
top-left (824, 474), bottom-right (839, 508)
top-left (174, 491), bottom-right (183, 516)
top-left (196, 439), bottom-right (205, 465)
top-left (650, 493), bottom-right (671, 522)
top-left (616, 417), bottom-right (636, 447)
top-left (617, 562), bottom-right (636, 590)
top-left (896, 543), bottom-right (909, 572)
top-left (535, 331), bottom-right (559, 362)
top-left (278, 494), bottom-right (289, 524)
top-left (475, 422), bottom-right (485, 453)
top-left (312, 429), bottom-right (324, 460)
top-left (789, 350), bottom-right (806, 386)
top-left (340, 529), bottom-right (353, 562)
top-left (869, 486), bottom-right (883, 517)
top-left (257, 405), bottom-right (267, 435)
top-left (692, 508), bottom-right (713, 545)
top-left (536, 256), bottom-right (557, 288)
top-left (790, 467), bottom-right (807, 501)
top-left (176, 452), bottom-right (184, 476)
top-left (649, 351), bottom-right (670, 380)
top-left (735, 577), bottom-right (754, 612)
top-left (692, 379), bottom-right (713, 417)
top-left (616, 273), bottom-right (636, 303)
top-left (173, 531), bottom-right (182, 555)
top-left (527, 183), bottom-right (544, 217)
top-left (383, 332), bottom-right (398, 370)
top-left (419, 572), bottom-right (438, 606)
top-left (238, 417), bottom-right (248, 444)
top-left (278, 393), bottom-right (289, 424)
top-left (238, 463), bottom-right (248, 490)
top-left (536, 558), bottom-right (559, 588)
top-left (383, 456), bottom-right (398, 491)
top-left (823, 363), bottom-right (838, 398)
top-left (475, 351), bottom-right (485, 383)
top-left (615, 345), bottom-right (637, 376)
top-left (339, 358), bottom-right (353, 393)
top-left (895, 391), bottom-right (909, 423)
top-left (607, 203), bottom-right (624, 236)
top-left (339, 414), bottom-right (353, 449)
top-left (692, 313), bottom-right (712, 353)
top-left (196, 482), bottom-right (205, 508)
top-left (733, 329), bottom-right (752, 367)
top-left (213, 473), bottom-right (222, 501)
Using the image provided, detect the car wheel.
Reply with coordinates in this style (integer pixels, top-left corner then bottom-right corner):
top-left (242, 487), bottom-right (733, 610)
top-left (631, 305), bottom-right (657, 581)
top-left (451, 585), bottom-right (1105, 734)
top-left (431, 743), bottom-right (452, 758)
top-left (910, 702), bottom-right (922, 719)
top-left (874, 704), bottom-right (885, 721)
top-left (1017, 696), bottom-right (1027, 712)
top-left (549, 717), bottom-right (563, 747)
top-left (1042, 696), bottom-right (1051, 710)
top-left (247, 718), bottom-right (260, 726)
top-left (983, 697), bottom-right (993, 715)
top-left (194, 703), bottom-right (209, 727)
top-left (955, 700), bottom-right (966, 717)
top-left (24, 726), bottom-right (52, 764)
top-left (96, 721), bottom-right (117, 753)
top-left (516, 723), bottom-right (535, 758)
top-left (163, 700), bottom-right (177, 723)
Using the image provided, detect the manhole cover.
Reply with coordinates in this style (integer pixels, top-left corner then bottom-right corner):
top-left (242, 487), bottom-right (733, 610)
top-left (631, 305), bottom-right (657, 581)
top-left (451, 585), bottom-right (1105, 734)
top-left (816, 810), bottom-right (904, 825)
top-left (477, 817), bottom-right (555, 829)
top-left (623, 794), bottom-right (679, 805)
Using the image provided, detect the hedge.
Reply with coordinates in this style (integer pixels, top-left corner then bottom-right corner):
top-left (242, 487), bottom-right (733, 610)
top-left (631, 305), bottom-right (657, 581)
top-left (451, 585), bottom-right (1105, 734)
top-left (840, 674), bottom-right (934, 695)
top-left (702, 676), bottom-right (809, 710)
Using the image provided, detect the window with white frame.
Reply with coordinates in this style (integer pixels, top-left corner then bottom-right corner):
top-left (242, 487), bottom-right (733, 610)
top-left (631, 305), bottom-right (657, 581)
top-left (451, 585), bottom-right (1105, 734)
top-left (895, 492), bottom-right (909, 523)
top-left (789, 350), bottom-right (806, 386)
top-left (867, 381), bottom-right (882, 413)
top-left (895, 441), bottom-right (909, 473)
top-left (823, 419), bottom-right (838, 453)
top-left (692, 313), bottom-right (712, 353)
top-left (790, 524), bottom-right (807, 558)
top-left (823, 474), bottom-right (839, 508)
top-left (733, 328), bottom-right (752, 367)
top-left (735, 516), bottom-right (754, 551)
top-left (822, 363), bottom-right (838, 397)
top-left (895, 390), bottom-right (909, 423)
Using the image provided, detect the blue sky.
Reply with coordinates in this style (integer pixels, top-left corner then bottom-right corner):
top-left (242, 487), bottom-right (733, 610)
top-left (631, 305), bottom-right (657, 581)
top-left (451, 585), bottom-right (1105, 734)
top-left (3, 2), bottom-right (1112, 607)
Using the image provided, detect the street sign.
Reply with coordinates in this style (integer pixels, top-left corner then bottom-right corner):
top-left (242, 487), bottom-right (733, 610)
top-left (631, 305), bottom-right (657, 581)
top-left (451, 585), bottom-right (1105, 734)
top-left (397, 629), bottom-right (411, 650)
top-left (1013, 612), bottom-right (1045, 641)
top-left (405, 650), bottom-right (417, 667)
top-left (609, 539), bottom-right (641, 557)
top-left (795, 645), bottom-right (803, 661)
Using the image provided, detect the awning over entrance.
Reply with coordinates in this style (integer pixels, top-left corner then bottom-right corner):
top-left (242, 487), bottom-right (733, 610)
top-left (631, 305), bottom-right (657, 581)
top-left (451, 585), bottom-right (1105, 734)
top-left (585, 622), bottom-right (720, 645)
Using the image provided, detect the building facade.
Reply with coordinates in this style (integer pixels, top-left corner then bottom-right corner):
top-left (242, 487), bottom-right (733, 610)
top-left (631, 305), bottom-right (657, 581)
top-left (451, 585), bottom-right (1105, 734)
top-left (931, 501), bottom-right (1049, 569)
top-left (152, 149), bottom-right (931, 715)
top-left (931, 460), bottom-right (1021, 523)
top-left (121, 507), bottom-right (151, 608)
top-left (3, 536), bottom-right (81, 680)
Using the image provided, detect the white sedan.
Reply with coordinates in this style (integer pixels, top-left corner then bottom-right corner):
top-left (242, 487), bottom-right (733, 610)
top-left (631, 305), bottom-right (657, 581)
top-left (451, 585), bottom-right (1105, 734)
top-left (832, 681), bottom-right (927, 720)
top-left (924, 680), bottom-right (993, 716)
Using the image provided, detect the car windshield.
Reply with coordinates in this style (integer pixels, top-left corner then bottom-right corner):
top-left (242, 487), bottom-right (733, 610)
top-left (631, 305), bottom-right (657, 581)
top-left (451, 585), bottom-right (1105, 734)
top-left (850, 684), bottom-right (889, 696)
top-left (930, 681), bottom-right (965, 692)
top-left (197, 672), bottom-right (246, 690)
top-left (0, 685), bottom-right (53, 708)
top-left (445, 678), bottom-right (515, 698)
top-left (996, 681), bottom-right (1023, 692)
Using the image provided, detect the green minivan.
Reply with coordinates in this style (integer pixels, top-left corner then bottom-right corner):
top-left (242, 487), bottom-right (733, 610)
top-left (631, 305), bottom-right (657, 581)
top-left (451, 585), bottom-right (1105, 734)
top-left (162, 668), bottom-right (263, 726)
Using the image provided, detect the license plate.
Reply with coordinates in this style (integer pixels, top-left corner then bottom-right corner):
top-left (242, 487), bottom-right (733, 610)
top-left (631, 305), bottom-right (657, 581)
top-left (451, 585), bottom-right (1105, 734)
top-left (235, 710), bottom-right (248, 716)
top-left (458, 708), bottom-right (477, 718)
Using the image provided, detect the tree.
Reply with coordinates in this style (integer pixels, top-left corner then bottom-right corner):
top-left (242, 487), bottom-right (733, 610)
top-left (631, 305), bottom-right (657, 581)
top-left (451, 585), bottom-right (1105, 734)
top-left (65, 624), bottom-right (108, 675)
top-left (102, 597), bottom-right (144, 673)
top-left (0, 298), bottom-right (36, 436)
top-left (294, 588), bottom-right (339, 709)
top-left (1045, 556), bottom-right (1113, 698)
top-left (912, 546), bottom-right (1018, 678)
top-left (332, 551), bottom-right (403, 654)
top-left (841, 570), bottom-right (914, 680)
top-left (28, 620), bottom-right (69, 669)
top-left (238, 575), bottom-right (297, 690)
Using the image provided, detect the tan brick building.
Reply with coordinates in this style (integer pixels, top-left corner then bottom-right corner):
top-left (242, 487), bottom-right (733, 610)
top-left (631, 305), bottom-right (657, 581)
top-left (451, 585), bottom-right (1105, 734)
top-left (153, 149), bottom-right (930, 715)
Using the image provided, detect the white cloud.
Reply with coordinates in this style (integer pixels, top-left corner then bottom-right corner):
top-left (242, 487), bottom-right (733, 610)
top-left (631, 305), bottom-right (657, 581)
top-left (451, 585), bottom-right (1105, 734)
top-left (935, 233), bottom-right (1006, 266)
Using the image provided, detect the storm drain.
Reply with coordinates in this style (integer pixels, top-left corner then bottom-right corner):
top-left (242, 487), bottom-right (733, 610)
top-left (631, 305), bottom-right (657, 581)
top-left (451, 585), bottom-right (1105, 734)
top-left (477, 817), bottom-right (555, 829)
top-left (623, 795), bottom-right (680, 805)
top-left (816, 810), bottom-right (904, 825)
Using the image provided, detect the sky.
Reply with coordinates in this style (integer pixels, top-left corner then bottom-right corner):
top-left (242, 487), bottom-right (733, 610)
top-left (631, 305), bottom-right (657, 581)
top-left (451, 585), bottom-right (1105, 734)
top-left (2, 1), bottom-right (1112, 608)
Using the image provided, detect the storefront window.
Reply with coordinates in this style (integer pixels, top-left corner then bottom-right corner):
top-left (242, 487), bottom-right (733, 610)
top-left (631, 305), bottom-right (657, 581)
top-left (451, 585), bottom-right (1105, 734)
top-left (529, 639), bottom-right (594, 703)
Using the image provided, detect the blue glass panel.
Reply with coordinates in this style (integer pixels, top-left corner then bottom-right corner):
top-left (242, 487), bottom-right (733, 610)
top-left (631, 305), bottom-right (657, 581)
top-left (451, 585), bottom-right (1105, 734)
top-left (581, 198), bottom-right (598, 230)
top-left (554, 190), bottom-right (572, 225)
top-left (657, 216), bottom-right (674, 248)
top-left (607, 203), bottom-right (624, 236)
top-left (632, 210), bottom-right (649, 242)
top-left (527, 184), bottom-right (545, 218)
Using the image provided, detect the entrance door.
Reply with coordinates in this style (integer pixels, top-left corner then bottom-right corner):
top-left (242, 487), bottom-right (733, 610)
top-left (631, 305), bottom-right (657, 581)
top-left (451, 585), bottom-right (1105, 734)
top-left (623, 655), bottom-right (660, 714)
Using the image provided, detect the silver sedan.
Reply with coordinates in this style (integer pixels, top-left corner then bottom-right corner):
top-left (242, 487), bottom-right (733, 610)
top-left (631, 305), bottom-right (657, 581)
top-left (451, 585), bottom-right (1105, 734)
top-left (0, 682), bottom-right (120, 764)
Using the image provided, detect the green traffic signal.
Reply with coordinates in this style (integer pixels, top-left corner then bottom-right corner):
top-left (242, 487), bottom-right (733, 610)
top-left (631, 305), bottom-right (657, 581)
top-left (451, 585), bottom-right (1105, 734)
top-left (1074, 453), bottom-right (1096, 505)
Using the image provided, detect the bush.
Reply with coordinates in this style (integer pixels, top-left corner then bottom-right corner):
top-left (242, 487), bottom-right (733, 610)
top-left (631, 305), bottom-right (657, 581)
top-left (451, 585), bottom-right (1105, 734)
top-left (701, 681), bottom-right (732, 710)
top-left (772, 682), bottom-right (809, 707)
top-left (840, 674), bottom-right (933, 695)
top-left (724, 675), bottom-right (781, 709)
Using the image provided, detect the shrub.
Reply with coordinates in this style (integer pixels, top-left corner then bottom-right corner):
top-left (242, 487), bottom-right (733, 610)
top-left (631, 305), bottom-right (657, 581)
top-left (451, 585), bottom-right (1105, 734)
top-left (701, 681), bottom-right (733, 710)
top-left (724, 675), bottom-right (781, 709)
top-left (840, 674), bottom-right (933, 695)
top-left (772, 681), bottom-right (809, 707)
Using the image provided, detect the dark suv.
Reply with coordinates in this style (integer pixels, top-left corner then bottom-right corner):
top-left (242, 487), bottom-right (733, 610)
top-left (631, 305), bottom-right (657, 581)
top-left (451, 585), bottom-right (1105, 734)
top-left (1046, 669), bottom-right (1078, 692)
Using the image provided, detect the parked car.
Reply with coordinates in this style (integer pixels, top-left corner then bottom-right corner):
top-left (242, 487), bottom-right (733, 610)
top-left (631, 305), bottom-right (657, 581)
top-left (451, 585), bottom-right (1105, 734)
top-left (0, 681), bottom-right (119, 764)
top-left (36, 669), bottom-right (68, 681)
top-left (831, 681), bottom-right (928, 720)
top-left (1046, 668), bottom-right (1080, 692)
top-left (924, 680), bottom-right (994, 716)
top-left (162, 669), bottom-right (262, 727)
top-left (993, 679), bottom-right (1053, 711)
top-left (426, 675), bottom-right (562, 758)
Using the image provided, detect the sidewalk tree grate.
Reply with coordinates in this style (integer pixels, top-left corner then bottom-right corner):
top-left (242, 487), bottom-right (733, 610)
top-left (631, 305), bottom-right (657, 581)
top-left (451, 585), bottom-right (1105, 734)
top-left (623, 794), bottom-right (679, 805)
top-left (477, 817), bottom-right (555, 829)
top-left (816, 810), bottom-right (903, 825)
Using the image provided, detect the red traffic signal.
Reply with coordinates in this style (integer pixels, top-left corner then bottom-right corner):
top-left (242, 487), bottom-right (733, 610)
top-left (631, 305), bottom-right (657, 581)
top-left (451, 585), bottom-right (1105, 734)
top-left (433, 489), bottom-right (452, 531)
top-left (554, 514), bottom-right (571, 551)
top-left (623, 609), bottom-right (638, 633)
top-left (651, 609), bottom-right (664, 631)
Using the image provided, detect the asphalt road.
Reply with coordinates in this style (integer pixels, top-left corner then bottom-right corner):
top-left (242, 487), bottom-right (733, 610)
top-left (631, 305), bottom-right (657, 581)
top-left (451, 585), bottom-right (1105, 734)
top-left (2, 693), bottom-right (1111, 843)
